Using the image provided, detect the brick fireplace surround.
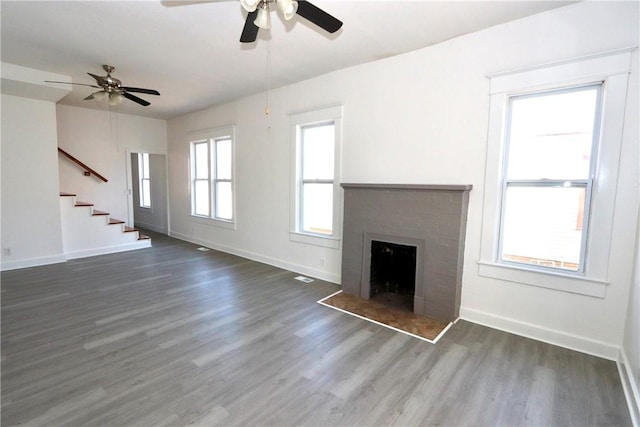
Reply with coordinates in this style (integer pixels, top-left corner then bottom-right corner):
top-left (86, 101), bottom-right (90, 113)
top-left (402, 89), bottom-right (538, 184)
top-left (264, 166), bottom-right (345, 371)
top-left (340, 184), bottom-right (472, 322)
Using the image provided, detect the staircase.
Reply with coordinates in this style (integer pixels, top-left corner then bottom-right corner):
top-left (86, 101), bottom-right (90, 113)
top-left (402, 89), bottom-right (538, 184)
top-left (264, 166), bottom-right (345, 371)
top-left (60, 192), bottom-right (151, 259)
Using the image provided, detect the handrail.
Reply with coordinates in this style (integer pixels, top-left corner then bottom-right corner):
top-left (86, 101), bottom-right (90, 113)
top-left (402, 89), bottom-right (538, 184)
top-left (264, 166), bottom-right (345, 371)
top-left (58, 147), bottom-right (108, 182)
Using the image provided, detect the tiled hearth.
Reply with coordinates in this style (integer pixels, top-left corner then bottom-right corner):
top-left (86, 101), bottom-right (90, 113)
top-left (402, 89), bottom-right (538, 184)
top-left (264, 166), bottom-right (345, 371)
top-left (341, 184), bottom-right (472, 322)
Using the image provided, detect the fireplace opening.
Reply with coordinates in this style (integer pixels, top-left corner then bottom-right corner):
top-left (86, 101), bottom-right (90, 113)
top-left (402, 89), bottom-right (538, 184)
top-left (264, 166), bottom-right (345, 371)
top-left (369, 240), bottom-right (416, 312)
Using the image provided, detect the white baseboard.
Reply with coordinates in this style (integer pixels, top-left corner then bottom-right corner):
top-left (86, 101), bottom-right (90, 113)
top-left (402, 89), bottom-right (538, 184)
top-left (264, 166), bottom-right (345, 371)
top-left (618, 349), bottom-right (640, 426)
top-left (169, 231), bottom-right (340, 284)
top-left (64, 240), bottom-right (151, 260)
top-left (460, 306), bottom-right (619, 360)
top-left (0, 254), bottom-right (67, 271)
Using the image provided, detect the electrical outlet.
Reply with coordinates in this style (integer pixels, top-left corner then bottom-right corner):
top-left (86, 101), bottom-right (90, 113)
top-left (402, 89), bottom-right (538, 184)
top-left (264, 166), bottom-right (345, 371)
top-left (3, 248), bottom-right (12, 256)
top-left (320, 258), bottom-right (325, 267)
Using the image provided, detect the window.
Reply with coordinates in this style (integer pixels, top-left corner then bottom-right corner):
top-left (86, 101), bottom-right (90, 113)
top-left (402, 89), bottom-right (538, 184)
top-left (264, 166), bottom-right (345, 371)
top-left (138, 152), bottom-right (151, 209)
top-left (290, 106), bottom-right (343, 247)
top-left (478, 49), bottom-right (632, 297)
top-left (190, 127), bottom-right (234, 223)
top-left (499, 85), bottom-right (602, 273)
top-left (300, 123), bottom-right (335, 235)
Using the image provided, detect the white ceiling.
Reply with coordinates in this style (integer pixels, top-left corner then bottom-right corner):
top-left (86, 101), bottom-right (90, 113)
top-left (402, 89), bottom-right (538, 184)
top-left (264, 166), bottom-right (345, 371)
top-left (1, 0), bottom-right (575, 120)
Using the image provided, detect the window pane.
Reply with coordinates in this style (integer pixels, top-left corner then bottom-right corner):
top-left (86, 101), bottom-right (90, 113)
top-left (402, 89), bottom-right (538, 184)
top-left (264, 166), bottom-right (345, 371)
top-left (302, 183), bottom-right (333, 235)
top-left (302, 124), bottom-right (335, 180)
top-left (216, 138), bottom-right (232, 180)
top-left (507, 87), bottom-right (599, 180)
top-left (501, 185), bottom-right (586, 271)
top-left (194, 142), bottom-right (209, 179)
top-left (194, 180), bottom-right (209, 216)
top-left (215, 181), bottom-right (233, 220)
top-left (142, 153), bottom-right (150, 179)
top-left (141, 179), bottom-right (151, 207)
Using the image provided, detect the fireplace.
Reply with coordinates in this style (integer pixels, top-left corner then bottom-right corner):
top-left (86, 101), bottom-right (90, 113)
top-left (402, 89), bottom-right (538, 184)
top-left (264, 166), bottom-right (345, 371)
top-left (341, 184), bottom-right (472, 322)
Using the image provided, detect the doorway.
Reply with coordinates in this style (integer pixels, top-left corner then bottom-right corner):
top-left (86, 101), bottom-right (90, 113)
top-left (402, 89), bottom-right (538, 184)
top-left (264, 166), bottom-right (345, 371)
top-left (129, 152), bottom-right (168, 234)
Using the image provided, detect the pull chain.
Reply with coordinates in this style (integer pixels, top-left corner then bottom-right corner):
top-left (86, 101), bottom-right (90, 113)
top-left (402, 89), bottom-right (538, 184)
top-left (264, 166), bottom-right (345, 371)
top-left (265, 39), bottom-right (271, 117)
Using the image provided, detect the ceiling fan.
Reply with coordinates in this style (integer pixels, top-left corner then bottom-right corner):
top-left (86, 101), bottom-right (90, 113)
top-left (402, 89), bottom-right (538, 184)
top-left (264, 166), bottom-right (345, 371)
top-left (164, 0), bottom-right (343, 43)
top-left (45, 65), bottom-right (160, 107)
top-left (239, 0), bottom-right (342, 43)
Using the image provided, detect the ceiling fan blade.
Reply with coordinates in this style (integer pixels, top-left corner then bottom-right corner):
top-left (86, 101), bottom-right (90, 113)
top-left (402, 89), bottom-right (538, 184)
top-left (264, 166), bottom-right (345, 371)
top-left (87, 72), bottom-right (107, 86)
top-left (44, 80), bottom-right (101, 88)
top-left (295, 1), bottom-right (343, 34)
top-left (122, 87), bottom-right (160, 96)
top-left (122, 92), bottom-right (151, 106)
top-left (240, 10), bottom-right (259, 43)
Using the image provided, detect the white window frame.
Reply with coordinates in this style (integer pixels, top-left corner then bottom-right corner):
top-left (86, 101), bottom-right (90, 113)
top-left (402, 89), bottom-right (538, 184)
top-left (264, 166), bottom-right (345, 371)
top-left (478, 49), bottom-right (632, 298)
top-left (290, 105), bottom-right (343, 248)
top-left (189, 126), bottom-right (236, 229)
top-left (497, 84), bottom-right (603, 274)
top-left (138, 152), bottom-right (152, 209)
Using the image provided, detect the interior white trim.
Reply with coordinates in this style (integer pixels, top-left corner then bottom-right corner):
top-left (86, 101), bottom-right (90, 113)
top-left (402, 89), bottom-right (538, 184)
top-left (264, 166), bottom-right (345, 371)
top-left (289, 105), bottom-right (344, 245)
top-left (477, 261), bottom-right (608, 298)
top-left (618, 348), bottom-right (640, 427)
top-left (64, 240), bottom-right (151, 260)
top-left (478, 49), bottom-right (632, 295)
top-left (0, 254), bottom-right (67, 272)
top-left (460, 306), bottom-right (620, 360)
top-left (170, 231), bottom-right (340, 284)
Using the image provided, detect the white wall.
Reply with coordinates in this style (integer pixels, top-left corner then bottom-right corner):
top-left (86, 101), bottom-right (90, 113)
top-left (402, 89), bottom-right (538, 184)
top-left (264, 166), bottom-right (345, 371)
top-left (57, 104), bottom-right (167, 224)
top-left (1, 94), bottom-right (66, 270)
top-left (0, 95), bottom-right (65, 270)
top-left (621, 48), bottom-right (640, 422)
top-left (622, 213), bottom-right (640, 424)
top-left (167, 2), bottom-right (639, 358)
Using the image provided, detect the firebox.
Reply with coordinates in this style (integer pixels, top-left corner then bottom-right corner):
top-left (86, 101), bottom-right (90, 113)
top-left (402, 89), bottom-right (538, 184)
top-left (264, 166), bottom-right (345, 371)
top-left (369, 240), bottom-right (417, 312)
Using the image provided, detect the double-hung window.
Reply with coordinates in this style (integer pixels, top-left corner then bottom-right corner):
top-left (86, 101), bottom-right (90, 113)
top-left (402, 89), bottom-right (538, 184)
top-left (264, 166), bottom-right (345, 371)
top-left (499, 85), bottom-right (601, 273)
top-left (478, 49), bottom-right (632, 297)
top-left (138, 152), bottom-right (151, 209)
top-left (291, 106), bottom-right (343, 247)
top-left (190, 127), bottom-right (234, 223)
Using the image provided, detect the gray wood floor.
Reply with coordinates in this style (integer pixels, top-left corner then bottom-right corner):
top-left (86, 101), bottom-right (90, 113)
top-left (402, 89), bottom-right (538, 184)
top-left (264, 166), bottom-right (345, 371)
top-left (1, 231), bottom-right (631, 426)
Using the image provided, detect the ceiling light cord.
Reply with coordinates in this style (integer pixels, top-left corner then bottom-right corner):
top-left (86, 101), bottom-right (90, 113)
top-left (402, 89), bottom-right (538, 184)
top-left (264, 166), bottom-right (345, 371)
top-left (265, 39), bottom-right (272, 130)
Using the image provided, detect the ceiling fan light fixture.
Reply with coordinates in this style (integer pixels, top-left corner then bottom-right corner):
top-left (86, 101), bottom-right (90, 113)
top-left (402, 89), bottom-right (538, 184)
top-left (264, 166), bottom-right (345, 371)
top-left (93, 91), bottom-right (107, 102)
top-left (108, 92), bottom-right (124, 106)
top-left (240, 0), bottom-right (260, 13)
top-left (254, 3), bottom-right (271, 30)
top-left (278, 0), bottom-right (298, 20)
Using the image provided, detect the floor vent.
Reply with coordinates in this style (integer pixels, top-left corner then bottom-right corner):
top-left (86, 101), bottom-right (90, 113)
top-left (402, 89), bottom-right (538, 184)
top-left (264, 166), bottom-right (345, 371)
top-left (196, 247), bottom-right (211, 252)
top-left (294, 276), bottom-right (314, 283)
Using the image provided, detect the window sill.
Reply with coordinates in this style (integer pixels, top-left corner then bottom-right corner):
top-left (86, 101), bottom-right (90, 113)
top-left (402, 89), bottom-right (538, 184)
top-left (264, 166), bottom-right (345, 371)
top-left (477, 260), bottom-right (608, 298)
top-left (190, 215), bottom-right (236, 231)
top-left (289, 231), bottom-right (340, 249)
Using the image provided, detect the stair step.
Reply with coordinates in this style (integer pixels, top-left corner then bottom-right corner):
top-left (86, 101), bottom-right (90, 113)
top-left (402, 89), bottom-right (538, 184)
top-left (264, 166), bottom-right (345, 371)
top-left (138, 234), bottom-right (150, 240)
top-left (60, 192), bottom-right (76, 197)
top-left (75, 201), bottom-right (94, 207)
top-left (92, 210), bottom-right (109, 216)
top-left (108, 218), bottom-right (125, 225)
top-left (123, 226), bottom-right (138, 233)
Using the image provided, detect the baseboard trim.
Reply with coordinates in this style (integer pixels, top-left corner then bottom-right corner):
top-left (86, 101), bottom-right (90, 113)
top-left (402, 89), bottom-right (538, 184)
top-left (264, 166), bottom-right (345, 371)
top-left (64, 240), bottom-right (151, 260)
top-left (618, 349), bottom-right (640, 426)
top-left (169, 231), bottom-right (340, 284)
top-left (460, 306), bottom-right (619, 360)
top-left (0, 254), bottom-right (67, 271)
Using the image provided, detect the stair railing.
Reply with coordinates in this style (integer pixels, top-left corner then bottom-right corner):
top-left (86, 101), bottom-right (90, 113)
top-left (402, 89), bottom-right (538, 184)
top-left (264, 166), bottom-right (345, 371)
top-left (58, 147), bottom-right (108, 182)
